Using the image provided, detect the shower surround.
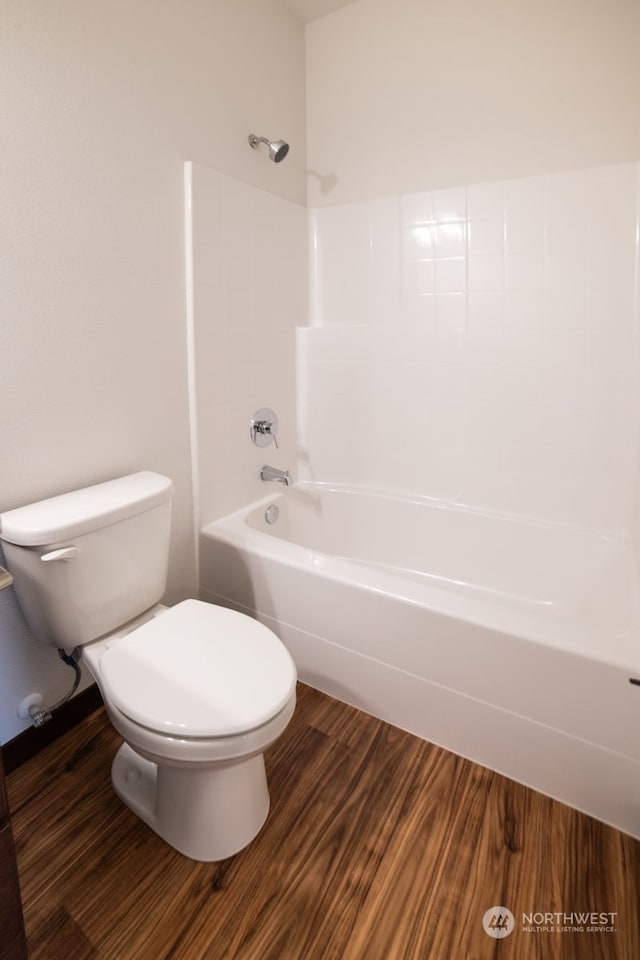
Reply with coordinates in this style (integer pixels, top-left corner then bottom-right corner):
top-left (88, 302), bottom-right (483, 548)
top-left (300, 161), bottom-right (640, 534)
top-left (192, 159), bottom-right (640, 835)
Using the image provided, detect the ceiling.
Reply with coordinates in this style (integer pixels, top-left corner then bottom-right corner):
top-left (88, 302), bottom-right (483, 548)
top-left (283, 0), bottom-right (355, 24)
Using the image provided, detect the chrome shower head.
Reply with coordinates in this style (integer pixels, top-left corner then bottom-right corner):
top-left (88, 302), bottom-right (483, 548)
top-left (248, 134), bottom-right (290, 163)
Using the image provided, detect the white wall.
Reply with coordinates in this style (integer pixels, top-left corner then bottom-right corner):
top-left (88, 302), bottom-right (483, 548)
top-left (0, 0), bottom-right (306, 742)
top-left (306, 0), bottom-right (640, 207)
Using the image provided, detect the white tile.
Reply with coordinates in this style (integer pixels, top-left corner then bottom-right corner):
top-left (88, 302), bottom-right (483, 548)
top-left (542, 366), bottom-right (583, 409)
top-left (370, 198), bottom-right (401, 324)
top-left (468, 292), bottom-right (504, 328)
top-left (313, 202), bottom-right (372, 324)
top-left (222, 242), bottom-right (252, 326)
top-left (467, 181), bottom-right (504, 221)
top-left (366, 326), bottom-right (408, 363)
top-left (433, 186), bottom-right (466, 222)
top-left (435, 258), bottom-right (466, 293)
top-left (433, 329), bottom-right (468, 363)
top-left (586, 327), bottom-right (635, 379)
top-left (505, 218), bottom-right (545, 255)
top-left (396, 326), bottom-right (442, 361)
top-left (587, 219), bottom-right (636, 329)
top-left (402, 361), bottom-right (446, 405)
top-left (297, 325), bottom-right (364, 364)
top-left (588, 238), bottom-right (636, 293)
top-left (504, 290), bottom-right (543, 328)
top-left (504, 176), bottom-right (544, 224)
top-left (434, 222), bottom-right (466, 258)
top-left (543, 329), bottom-right (586, 369)
top-left (371, 286), bottom-right (402, 325)
top-left (468, 220), bottom-right (504, 256)
top-left (401, 191), bottom-right (434, 225)
top-left (545, 223), bottom-right (589, 324)
top-left (467, 329), bottom-right (543, 367)
top-left (302, 162), bottom-right (640, 533)
top-left (546, 222), bottom-right (589, 276)
top-left (545, 168), bottom-right (591, 227)
top-left (371, 196), bottom-right (400, 259)
top-left (505, 253), bottom-right (544, 291)
top-left (403, 224), bottom-right (434, 258)
top-left (467, 363), bottom-right (541, 407)
top-left (468, 254), bottom-right (503, 292)
top-left (516, 403), bottom-right (588, 450)
top-left (404, 258), bottom-right (435, 295)
top-left (434, 293), bottom-right (466, 329)
top-left (402, 293), bottom-right (437, 325)
top-left (295, 326), bottom-right (319, 364)
top-left (586, 282), bottom-right (635, 329)
top-left (545, 286), bottom-right (588, 330)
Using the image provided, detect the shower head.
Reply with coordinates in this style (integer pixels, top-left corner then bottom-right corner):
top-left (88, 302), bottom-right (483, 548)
top-left (248, 134), bottom-right (290, 163)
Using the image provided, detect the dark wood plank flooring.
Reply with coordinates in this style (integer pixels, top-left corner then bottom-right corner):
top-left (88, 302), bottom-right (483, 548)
top-left (6, 683), bottom-right (640, 959)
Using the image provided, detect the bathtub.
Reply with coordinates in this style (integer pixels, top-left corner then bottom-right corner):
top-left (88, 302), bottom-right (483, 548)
top-left (199, 482), bottom-right (640, 837)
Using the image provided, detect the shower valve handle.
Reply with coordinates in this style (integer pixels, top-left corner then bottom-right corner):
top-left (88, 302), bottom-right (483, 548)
top-left (258, 421), bottom-right (279, 449)
top-left (250, 408), bottom-right (279, 448)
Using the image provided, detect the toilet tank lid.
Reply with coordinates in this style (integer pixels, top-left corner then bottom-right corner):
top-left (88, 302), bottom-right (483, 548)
top-left (0, 472), bottom-right (173, 546)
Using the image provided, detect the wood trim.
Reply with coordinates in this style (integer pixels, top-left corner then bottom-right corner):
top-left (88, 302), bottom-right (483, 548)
top-left (0, 749), bottom-right (27, 960)
top-left (2, 685), bottom-right (103, 775)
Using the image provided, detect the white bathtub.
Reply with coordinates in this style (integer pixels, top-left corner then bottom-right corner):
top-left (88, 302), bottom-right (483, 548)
top-left (200, 482), bottom-right (640, 837)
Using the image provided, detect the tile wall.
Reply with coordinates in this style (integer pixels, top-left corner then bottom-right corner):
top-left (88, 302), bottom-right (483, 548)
top-left (300, 162), bottom-right (640, 533)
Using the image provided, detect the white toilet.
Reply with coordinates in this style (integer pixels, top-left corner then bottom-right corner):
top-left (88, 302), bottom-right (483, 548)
top-left (0, 471), bottom-right (297, 861)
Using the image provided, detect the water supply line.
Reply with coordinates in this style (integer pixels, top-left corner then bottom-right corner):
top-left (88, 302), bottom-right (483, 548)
top-left (29, 650), bottom-right (82, 727)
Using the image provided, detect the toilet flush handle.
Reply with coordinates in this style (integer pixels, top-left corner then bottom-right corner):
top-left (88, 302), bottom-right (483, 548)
top-left (40, 546), bottom-right (79, 562)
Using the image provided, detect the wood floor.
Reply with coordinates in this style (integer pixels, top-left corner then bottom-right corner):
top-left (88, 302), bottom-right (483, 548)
top-left (6, 683), bottom-right (640, 959)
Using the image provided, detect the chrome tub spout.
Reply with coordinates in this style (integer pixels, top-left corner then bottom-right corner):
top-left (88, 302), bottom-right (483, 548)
top-left (260, 465), bottom-right (293, 486)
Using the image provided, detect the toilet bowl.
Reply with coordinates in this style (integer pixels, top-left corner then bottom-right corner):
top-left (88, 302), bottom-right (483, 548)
top-left (107, 698), bottom-right (296, 861)
top-left (82, 600), bottom-right (296, 861)
top-left (82, 598), bottom-right (297, 861)
top-left (0, 472), bottom-right (297, 861)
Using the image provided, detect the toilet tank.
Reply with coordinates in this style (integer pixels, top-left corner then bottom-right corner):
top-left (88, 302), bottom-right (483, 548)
top-left (0, 472), bottom-right (173, 648)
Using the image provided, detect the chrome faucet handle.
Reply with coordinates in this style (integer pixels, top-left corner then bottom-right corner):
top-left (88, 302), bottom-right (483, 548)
top-left (250, 408), bottom-right (279, 448)
top-left (252, 419), bottom-right (279, 448)
top-left (263, 421), bottom-right (279, 449)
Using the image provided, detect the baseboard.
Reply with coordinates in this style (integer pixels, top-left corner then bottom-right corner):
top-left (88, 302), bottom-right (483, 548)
top-left (3, 684), bottom-right (104, 774)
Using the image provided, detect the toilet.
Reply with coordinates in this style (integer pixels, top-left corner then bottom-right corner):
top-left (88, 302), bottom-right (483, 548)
top-left (0, 471), bottom-right (297, 861)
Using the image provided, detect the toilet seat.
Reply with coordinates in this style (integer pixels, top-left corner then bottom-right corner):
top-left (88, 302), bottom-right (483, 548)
top-left (99, 599), bottom-right (297, 739)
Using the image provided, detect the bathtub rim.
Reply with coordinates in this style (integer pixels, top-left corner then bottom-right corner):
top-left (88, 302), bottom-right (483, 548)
top-left (200, 482), bottom-right (640, 675)
top-left (206, 479), bottom-right (635, 541)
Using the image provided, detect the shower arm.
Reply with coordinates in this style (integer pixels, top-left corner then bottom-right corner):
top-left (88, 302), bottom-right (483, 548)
top-left (249, 135), bottom-right (270, 149)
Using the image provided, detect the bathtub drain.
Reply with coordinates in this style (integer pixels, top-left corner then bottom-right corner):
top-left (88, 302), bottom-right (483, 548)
top-left (265, 504), bottom-right (279, 525)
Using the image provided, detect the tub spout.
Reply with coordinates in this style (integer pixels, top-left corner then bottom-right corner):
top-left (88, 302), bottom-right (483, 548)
top-left (261, 465), bottom-right (293, 486)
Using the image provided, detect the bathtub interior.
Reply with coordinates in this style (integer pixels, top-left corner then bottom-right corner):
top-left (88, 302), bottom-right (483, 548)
top-left (238, 483), bottom-right (640, 635)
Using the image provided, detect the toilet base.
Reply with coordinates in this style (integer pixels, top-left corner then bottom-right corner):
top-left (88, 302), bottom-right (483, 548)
top-left (111, 743), bottom-right (271, 861)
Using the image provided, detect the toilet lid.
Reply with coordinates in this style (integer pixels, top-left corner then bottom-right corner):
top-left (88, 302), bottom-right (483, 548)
top-left (99, 599), bottom-right (297, 738)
